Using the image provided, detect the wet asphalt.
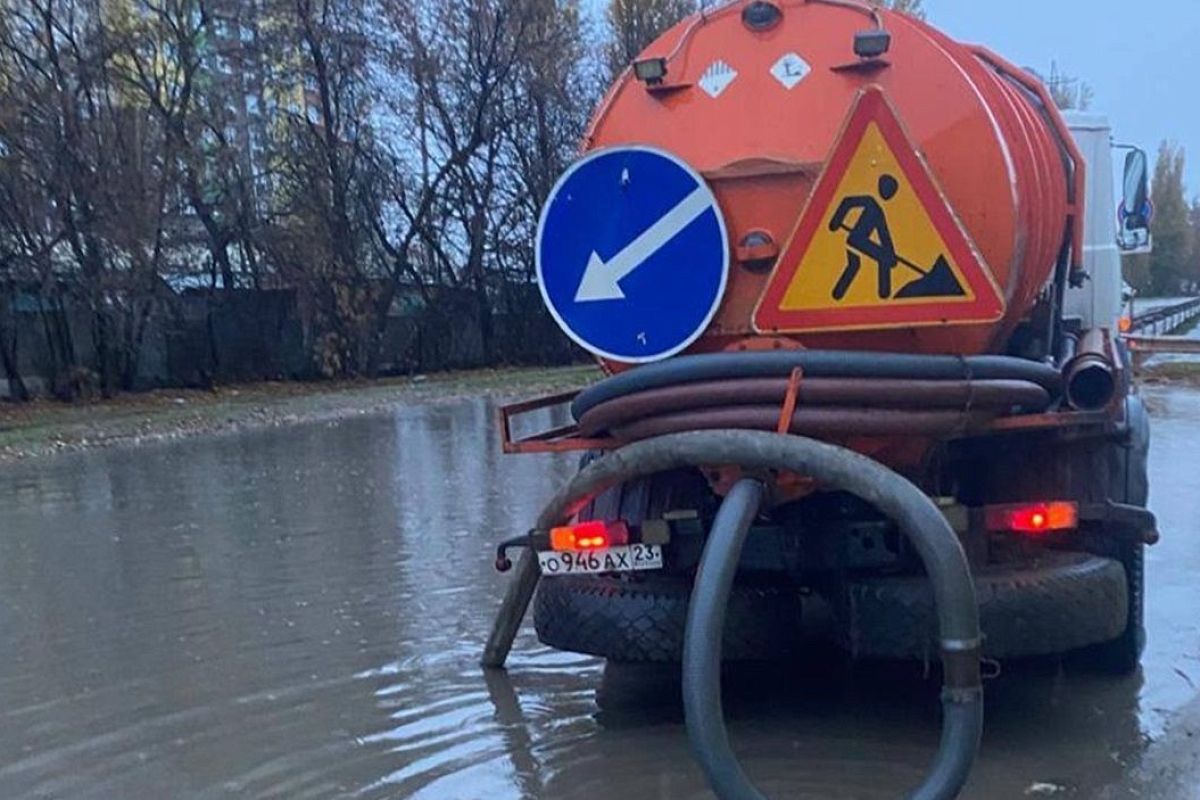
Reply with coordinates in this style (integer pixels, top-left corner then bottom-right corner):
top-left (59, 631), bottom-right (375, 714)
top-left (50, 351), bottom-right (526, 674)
top-left (0, 386), bottom-right (1197, 799)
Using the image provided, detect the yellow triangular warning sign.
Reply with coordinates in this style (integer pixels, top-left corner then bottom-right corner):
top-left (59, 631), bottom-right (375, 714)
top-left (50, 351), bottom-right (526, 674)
top-left (754, 87), bottom-right (1005, 333)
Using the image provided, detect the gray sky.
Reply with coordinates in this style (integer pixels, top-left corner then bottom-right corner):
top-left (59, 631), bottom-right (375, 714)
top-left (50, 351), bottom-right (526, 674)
top-left (585, 0), bottom-right (1200, 195)
top-left (924, 0), bottom-right (1200, 196)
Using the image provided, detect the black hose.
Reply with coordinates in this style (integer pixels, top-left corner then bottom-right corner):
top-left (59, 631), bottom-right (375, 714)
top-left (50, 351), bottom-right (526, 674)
top-left (683, 478), bottom-right (769, 800)
top-left (606, 406), bottom-right (994, 442)
top-left (577, 377), bottom-right (1050, 437)
top-left (573, 350), bottom-right (1063, 419)
top-left (912, 700), bottom-right (986, 800)
top-left (684, 477), bottom-right (985, 799)
top-left (516, 431), bottom-right (985, 797)
top-left (544, 430), bottom-right (986, 799)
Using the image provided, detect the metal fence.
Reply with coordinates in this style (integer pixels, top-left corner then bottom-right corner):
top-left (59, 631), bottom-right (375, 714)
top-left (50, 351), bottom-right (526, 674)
top-left (1124, 297), bottom-right (1200, 358)
top-left (1, 286), bottom-right (580, 399)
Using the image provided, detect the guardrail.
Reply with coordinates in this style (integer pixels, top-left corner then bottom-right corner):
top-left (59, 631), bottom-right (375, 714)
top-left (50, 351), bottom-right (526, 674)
top-left (1129, 297), bottom-right (1200, 335)
top-left (1126, 335), bottom-right (1200, 355)
top-left (1124, 297), bottom-right (1200, 359)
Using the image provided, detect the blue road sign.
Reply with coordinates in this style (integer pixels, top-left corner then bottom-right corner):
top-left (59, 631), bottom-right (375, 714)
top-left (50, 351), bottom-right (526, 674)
top-left (536, 146), bottom-right (729, 363)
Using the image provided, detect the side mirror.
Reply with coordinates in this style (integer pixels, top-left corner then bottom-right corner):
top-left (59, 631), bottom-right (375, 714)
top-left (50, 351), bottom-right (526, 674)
top-left (1118, 148), bottom-right (1152, 253)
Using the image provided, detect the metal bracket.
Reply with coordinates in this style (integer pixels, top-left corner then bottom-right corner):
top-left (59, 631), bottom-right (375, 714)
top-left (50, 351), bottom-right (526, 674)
top-left (1079, 500), bottom-right (1159, 545)
top-left (497, 390), bottom-right (617, 454)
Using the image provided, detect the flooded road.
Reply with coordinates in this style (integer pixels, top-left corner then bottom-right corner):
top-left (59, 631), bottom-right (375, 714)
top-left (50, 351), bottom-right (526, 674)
top-left (0, 389), bottom-right (1197, 799)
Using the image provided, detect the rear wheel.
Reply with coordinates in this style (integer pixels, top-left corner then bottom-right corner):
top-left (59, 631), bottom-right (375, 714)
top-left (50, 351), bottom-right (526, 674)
top-left (1082, 540), bottom-right (1144, 673)
top-left (534, 573), bottom-right (802, 662)
top-left (965, 393), bottom-right (1150, 673)
top-left (1083, 395), bottom-right (1150, 674)
top-left (832, 550), bottom-right (1128, 660)
top-left (532, 458), bottom-right (803, 662)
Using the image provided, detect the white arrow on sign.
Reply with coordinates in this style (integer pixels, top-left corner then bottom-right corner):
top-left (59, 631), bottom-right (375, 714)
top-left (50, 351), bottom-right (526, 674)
top-left (574, 187), bottom-right (713, 302)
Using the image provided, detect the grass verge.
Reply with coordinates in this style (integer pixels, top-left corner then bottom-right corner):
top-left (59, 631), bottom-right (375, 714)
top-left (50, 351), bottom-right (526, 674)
top-left (0, 364), bottom-right (600, 464)
top-left (1139, 362), bottom-right (1200, 386)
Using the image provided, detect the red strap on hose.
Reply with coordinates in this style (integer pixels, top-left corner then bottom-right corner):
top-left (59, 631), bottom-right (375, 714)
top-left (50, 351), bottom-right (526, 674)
top-left (776, 367), bottom-right (804, 434)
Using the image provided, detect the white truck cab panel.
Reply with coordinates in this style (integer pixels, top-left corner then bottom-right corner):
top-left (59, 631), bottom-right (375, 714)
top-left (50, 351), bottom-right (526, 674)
top-left (1062, 112), bottom-right (1124, 332)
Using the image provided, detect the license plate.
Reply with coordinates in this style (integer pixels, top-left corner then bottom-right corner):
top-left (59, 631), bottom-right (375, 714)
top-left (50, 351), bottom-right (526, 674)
top-left (537, 544), bottom-right (663, 576)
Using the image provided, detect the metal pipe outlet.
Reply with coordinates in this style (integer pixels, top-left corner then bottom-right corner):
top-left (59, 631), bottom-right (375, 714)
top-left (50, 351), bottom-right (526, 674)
top-left (1064, 329), bottom-right (1117, 411)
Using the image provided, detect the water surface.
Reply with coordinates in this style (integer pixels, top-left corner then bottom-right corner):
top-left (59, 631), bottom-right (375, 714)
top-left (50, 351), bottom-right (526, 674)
top-left (0, 390), bottom-right (1197, 798)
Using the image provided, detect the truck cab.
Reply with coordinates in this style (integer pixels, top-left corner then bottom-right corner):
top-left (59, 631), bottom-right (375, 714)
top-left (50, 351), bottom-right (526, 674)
top-left (1063, 112), bottom-right (1150, 335)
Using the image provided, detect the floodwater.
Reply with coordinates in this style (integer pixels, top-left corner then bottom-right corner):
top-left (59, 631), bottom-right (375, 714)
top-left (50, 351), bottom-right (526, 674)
top-left (0, 389), bottom-right (1198, 799)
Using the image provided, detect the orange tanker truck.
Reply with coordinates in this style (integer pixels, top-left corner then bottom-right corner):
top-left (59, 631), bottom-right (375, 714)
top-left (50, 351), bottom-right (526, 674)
top-left (483, 2), bottom-right (1157, 796)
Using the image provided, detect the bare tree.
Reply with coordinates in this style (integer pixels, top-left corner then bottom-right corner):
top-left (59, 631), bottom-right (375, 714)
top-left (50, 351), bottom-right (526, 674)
top-left (872, 0), bottom-right (926, 20)
top-left (254, 0), bottom-right (383, 375)
top-left (0, 0), bottom-right (177, 396)
top-left (368, 0), bottom-right (594, 369)
top-left (604, 0), bottom-right (693, 79)
top-left (1045, 61), bottom-right (1094, 111)
top-left (0, 0), bottom-right (599, 397)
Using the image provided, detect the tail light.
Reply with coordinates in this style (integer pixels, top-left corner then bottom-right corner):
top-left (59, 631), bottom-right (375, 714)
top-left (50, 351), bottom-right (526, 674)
top-left (549, 521), bottom-right (630, 551)
top-left (985, 501), bottom-right (1078, 534)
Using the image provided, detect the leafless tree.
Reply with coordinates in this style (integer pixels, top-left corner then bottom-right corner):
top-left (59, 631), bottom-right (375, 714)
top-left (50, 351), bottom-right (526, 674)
top-left (872, 0), bottom-right (926, 20)
top-left (604, 0), bottom-right (693, 79)
top-left (369, 0), bottom-right (595, 367)
top-left (0, 0), bottom-right (177, 396)
top-left (0, 0), bottom-right (599, 397)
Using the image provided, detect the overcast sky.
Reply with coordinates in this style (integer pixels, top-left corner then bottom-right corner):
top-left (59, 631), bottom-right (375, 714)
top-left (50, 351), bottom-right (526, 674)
top-left (922, 0), bottom-right (1200, 196)
top-left (584, 1), bottom-right (1200, 195)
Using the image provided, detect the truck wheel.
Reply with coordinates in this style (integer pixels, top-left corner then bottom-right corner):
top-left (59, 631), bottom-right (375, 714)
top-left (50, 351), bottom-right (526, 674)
top-left (976, 394), bottom-right (1150, 673)
top-left (1082, 541), bottom-right (1144, 674)
top-left (833, 550), bottom-right (1127, 660)
top-left (533, 574), bottom-right (802, 662)
top-left (1083, 394), bottom-right (1150, 675)
top-left (534, 457), bottom-right (800, 662)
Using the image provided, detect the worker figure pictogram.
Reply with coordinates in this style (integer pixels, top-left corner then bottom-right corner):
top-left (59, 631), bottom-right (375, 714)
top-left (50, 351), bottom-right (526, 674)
top-left (829, 174), bottom-right (899, 300)
top-left (754, 87), bottom-right (1005, 333)
top-left (828, 174), bottom-right (965, 302)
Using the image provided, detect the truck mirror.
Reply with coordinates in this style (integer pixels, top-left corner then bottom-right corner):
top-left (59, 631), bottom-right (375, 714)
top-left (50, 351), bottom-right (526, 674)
top-left (1118, 148), bottom-right (1152, 253)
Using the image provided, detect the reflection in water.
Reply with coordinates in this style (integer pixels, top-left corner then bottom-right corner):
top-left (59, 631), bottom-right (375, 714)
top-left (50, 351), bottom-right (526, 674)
top-left (0, 392), bottom-right (1195, 798)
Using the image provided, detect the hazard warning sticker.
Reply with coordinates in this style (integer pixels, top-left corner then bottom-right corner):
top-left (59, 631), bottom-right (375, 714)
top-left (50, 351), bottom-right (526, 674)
top-left (754, 87), bottom-right (1004, 333)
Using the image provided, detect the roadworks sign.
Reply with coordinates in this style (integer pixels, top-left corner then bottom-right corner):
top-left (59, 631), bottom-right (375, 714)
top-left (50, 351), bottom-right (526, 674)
top-left (754, 87), bottom-right (1004, 333)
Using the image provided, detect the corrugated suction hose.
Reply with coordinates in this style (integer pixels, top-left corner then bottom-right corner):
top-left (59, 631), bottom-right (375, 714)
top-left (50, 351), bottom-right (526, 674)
top-left (482, 429), bottom-right (984, 798)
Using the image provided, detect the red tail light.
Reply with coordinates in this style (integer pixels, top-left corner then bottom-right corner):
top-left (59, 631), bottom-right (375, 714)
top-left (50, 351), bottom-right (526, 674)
top-left (985, 502), bottom-right (1078, 534)
top-left (549, 521), bottom-right (630, 551)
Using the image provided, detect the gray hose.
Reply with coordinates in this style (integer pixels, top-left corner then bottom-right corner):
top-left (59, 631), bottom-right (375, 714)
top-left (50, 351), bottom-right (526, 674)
top-left (683, 478), bottom-right (984, 798)
top-left (484, 430), bottom-right (983, 795)
top-left (524, 430), bottom-right (983, 799)
top-left (572, 350), bottom-right (1062, 418)
top-left (683, 478), bottom-right (770, 800)
top-left (536, 430), bottom-right (981, 648)
top-left (911, 700), bottom-right (985, 800)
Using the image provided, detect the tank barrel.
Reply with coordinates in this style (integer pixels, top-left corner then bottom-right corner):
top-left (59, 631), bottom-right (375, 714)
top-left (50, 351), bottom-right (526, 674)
top-left (564, 1), bottom-right (1084, 366)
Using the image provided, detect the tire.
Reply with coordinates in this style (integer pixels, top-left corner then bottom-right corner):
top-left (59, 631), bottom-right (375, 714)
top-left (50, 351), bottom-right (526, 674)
top-left (1083, 395), bottom-right (1150, 674)
top-left (971, 394), bottom-right (1150, 672)
top-left (1080, 541), bottom-right (1144, 673)
top-left (533, 574), bottom-right (803, 662)
top-left (534, 455), bottom-right (786, 663)
top-left (833, 551), bottom-right (1128, 660)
